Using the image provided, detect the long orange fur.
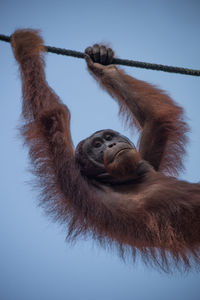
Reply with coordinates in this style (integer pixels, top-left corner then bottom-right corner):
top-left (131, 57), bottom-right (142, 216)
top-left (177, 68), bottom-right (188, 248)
top-left (11, 29), bottom-right (200, 272)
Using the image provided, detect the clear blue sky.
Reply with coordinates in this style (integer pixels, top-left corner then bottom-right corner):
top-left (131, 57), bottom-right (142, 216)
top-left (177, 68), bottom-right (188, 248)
top-left (1, 1), bottom-right (200, 299)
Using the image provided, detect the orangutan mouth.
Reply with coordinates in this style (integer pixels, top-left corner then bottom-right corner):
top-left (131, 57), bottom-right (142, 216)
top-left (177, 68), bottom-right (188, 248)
top-left (114, 148), bottom-right (131, 158)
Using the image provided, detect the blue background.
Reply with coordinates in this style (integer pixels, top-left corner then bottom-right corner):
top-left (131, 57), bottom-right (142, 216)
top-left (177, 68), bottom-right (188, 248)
top-left (0, 0), bottom-right (200, 299)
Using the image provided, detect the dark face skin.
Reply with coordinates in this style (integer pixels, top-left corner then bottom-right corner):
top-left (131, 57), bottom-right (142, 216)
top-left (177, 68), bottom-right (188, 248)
top-left (76, 129), bottom-right (151, 183)
top-left (83, 129), bottom-right (135, 167)
top-left (76, 129), bottom-right (153, 184)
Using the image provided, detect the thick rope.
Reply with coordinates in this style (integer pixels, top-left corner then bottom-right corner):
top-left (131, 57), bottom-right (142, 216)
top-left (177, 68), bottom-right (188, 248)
top-left (1, 33), bottom-right (200, 76)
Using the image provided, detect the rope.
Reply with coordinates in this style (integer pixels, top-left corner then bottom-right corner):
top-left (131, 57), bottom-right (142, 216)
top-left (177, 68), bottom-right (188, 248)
top-left (1, 33), bottom-right (200, 77)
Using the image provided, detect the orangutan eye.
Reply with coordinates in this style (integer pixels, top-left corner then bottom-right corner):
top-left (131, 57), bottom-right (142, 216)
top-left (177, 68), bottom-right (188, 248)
top-left (104, 134), bottom-right (113, 141)
top-left (93, 140), bottom-right (102, 148)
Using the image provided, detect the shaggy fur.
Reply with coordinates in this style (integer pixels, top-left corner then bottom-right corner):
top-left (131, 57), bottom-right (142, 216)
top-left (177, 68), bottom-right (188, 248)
top-left (11, 29), bottom-right (200, 272)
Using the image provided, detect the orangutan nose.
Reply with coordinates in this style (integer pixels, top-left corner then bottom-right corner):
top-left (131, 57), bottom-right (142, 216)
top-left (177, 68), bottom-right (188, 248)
top-left (108, 143), bottom-right (116, 148)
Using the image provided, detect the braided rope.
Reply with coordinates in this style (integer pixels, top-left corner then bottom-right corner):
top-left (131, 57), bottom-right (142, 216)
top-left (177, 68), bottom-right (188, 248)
top-left (1, 34), bottom-right (200, 76)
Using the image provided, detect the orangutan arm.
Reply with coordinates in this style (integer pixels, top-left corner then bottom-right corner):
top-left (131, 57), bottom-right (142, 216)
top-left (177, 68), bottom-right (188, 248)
top-left (85, 45), bottom-right (188, 176)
